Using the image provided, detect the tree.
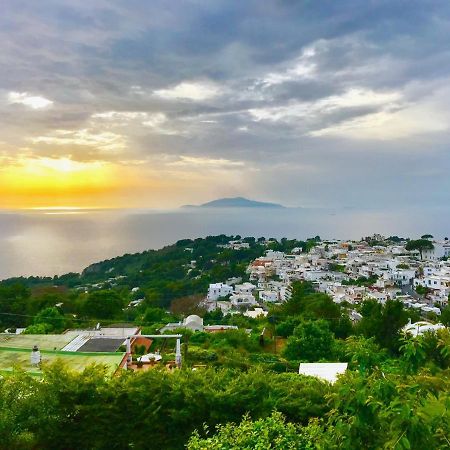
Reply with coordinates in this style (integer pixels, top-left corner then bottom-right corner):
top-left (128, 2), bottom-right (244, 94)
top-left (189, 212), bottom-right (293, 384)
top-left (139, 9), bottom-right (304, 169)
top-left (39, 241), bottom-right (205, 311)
top-left (405, 239), bottom-right (434, 260)
top-left (421, 234), bottom-right (434, 239)
top-left (399, 335), bottom-right (427, 374)
top-left (357, 300), bottom-right (409, 352)
top-left (283, 320), bottom-right (335, 361)
top-left (82, 290), bottom-right (124, 319)
top-left (142, 307), bottom-right (166, 324)
top-left (23, 323), bottom-right (53, 334)
top-left (0, 283), bottom-right (30, 329)
top-left (343, 336), bottom-right (386, 373)
top-left (441, 305), bottom-right (450, 327)
top-left (33, 307), bottom-right (67, 332)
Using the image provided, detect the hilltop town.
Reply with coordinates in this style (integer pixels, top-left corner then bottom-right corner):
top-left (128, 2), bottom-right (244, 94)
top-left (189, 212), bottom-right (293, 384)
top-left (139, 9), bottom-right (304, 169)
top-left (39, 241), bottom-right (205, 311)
top-left (200, 235), bottom-right (450, 327)
top-left (1, 234), bottom-right (450, 449)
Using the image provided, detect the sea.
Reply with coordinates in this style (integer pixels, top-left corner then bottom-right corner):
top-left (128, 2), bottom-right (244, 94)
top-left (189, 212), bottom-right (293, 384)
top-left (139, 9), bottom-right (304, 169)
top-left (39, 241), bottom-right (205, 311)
top-left (0, 206), bottom-right (448, 280)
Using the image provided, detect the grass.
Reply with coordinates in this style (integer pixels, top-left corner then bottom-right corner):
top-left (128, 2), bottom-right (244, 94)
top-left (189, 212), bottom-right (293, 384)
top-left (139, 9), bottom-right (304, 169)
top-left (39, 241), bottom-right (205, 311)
top-left (0, 347), bottom-right (125, 375)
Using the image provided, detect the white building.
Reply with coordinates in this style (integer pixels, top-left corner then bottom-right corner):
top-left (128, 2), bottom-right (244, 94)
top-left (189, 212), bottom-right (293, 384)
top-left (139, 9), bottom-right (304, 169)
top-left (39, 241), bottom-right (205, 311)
top-left (159, 315), bottom-right (204, 333)
top-left (244, 308), bottom-right (268, 318)
top-left (402, 320), bottom-right (445, 337)
top-left (234, 282), bottom-right (256, 295)
top-left (366, 290), bottom-right (388, 304)
top-left (259, 290), bottom-right (279, 303)
top-left (230, 293), bottom-right (257, 308)
top-left (207, 283), bottom-right (234, 301)
top-left (414, 268), bottom-right (450, 301)
top-left (299, 363), bottom-right (348, 384)
top-left (421, 241), bottom-right (450, 261)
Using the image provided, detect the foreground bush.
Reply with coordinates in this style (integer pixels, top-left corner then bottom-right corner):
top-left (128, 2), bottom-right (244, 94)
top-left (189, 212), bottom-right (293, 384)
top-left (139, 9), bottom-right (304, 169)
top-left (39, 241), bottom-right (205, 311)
top-left (187, 411), bottom-right (319, 450)
top-left (0, 363), bottom-right (329, 450)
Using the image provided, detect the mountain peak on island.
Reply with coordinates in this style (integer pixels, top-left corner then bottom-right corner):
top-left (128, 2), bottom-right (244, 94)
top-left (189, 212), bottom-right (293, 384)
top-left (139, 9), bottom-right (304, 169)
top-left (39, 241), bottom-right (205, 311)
top-left (182, 197), bottom-right (286, 208)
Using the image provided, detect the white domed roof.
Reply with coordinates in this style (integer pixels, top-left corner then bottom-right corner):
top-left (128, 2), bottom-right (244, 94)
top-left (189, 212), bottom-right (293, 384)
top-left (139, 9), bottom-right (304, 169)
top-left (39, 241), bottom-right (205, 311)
top-left (183, 315), bottom-right (203, 330)
top-left (185, 314), bottom-right (202, 325)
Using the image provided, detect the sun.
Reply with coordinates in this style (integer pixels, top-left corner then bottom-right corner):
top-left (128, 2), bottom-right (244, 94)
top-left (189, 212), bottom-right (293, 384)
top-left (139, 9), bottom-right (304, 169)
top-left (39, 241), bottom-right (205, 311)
top-left (37, 157), bottom-right (88, 173)
top-left (0, 156), bottom-right (120, 209)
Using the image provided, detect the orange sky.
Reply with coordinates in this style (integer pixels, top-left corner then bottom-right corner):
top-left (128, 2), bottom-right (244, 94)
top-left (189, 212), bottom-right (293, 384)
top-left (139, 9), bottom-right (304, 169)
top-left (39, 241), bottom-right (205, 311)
top-left (0, 157), bottom-right (119, 208)
top-left (0, 155), bottom-right (244, 209)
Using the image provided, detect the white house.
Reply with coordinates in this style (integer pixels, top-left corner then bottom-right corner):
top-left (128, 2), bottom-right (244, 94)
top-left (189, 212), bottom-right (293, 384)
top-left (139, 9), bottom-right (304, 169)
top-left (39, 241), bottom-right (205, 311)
top-left (230, 293), bottom-right (257, 308)
top-left (402, 320), bottom-right (445, 337)
top-left (207, 283), bottom-right (233, 301)
top-left (414, 269), bottom-right (450, 299)
top-left (421, 241), bottom-right (450, 261)
top-left (259, 290), bottom-right (279, 303)
top-left (234, 282), bottom-right (256, 295)
top-left (366, 290), bottom-right (388, 304)
top-left (389, 269), bottom-right (416, 285)
top-left (244, 308), bottom-right (268, 318)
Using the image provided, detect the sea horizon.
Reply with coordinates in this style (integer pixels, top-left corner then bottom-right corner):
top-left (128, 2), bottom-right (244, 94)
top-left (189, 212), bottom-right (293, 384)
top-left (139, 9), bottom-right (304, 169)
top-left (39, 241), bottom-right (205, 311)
top-left (1, 205), bottom-right (448, 281)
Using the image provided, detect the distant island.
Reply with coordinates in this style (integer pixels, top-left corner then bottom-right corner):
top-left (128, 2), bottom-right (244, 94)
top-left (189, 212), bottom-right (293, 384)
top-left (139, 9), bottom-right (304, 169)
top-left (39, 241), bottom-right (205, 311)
top-left (182, 196), bottom-right (286, 209)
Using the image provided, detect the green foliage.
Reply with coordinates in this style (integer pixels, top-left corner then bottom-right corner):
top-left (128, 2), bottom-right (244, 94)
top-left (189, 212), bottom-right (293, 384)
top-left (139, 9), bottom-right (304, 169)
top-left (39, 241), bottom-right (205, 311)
top-left (187, 411), bottom-right (318, 449)
top-left (4, 360), bottom-right (450, 450)
top-left (399, 329), bottom-right (450, 372)
top-left (441, 305), bottom-right (450, 327)
top-left (33, 307), bottom-right (67, 332)
top-left (329, 263), bottom-right (346, 273)
top-left (142, 306), bottom-right (167, 324)
top-left (405, 239), bottom-right (434, 259)
top-left (0, 365), bottom-right (330, 450)
top-left (415, 285), bottom-right (429, 296)
top-left (322, 369), bottom-right (450, 449)
top-left (357, 300), bottom-right (409, 353)
top-left (23, 323), bottom-right (53, 334)
top-left (283, 320), bottom-right (335, 362)
top-left (341, 336), bottom-right (387, 373)
top-left (0, 284), bottom-right (31, 329)
top-left (342, 275), bottom-right (378, 287)
top-left (81, 290), bottom-right (125, 319)
top-left (276, 317), bottom-right (302, 337)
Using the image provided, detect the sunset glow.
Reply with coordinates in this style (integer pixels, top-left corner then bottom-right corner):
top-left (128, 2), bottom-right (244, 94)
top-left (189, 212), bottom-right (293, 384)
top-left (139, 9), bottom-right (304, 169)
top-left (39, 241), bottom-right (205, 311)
top-left (0, 157), bottom-right (121, 209)
top-left (1, 1), bottom-right (449, 210)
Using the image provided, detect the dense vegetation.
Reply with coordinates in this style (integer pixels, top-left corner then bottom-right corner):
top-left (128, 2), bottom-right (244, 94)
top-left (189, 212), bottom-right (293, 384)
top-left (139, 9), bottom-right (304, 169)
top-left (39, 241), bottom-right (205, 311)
top-left (2, 331), bottom-right (450, 449)
top-left (0, 235), bottom-right (318, 331)
top-left (1, 235), bottom-right (450, 448)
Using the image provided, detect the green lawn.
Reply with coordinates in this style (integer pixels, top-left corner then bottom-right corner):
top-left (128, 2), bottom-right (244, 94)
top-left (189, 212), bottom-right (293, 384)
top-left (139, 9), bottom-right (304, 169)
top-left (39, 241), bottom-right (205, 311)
top-left (0, 347), bottom-right (125, 376)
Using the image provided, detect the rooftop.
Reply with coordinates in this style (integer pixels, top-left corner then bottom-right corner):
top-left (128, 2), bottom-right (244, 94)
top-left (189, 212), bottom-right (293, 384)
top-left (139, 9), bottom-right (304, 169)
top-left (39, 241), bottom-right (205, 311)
top-left (299, 362), bottom-right (348, 384)
top-left (0, 346), bottom-right (125, 376)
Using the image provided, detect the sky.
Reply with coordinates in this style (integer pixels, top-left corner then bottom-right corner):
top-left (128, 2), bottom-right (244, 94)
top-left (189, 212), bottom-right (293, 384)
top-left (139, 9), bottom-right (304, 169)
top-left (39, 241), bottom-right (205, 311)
top-left (1, 0), bottom-right (450, 209)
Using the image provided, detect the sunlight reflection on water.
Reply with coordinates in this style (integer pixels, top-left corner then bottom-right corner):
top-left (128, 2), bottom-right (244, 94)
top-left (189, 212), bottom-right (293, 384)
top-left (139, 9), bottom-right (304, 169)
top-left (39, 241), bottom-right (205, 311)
top-left (0, 207), bottom-right (448, 279)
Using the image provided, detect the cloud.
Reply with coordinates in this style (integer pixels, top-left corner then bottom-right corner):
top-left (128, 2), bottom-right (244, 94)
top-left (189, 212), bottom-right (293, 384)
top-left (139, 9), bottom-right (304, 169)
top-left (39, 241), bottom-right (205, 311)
top-left (154, 81), bottom-right (222, 101)
top-left (91, 111), bottom-right (149, 120)
top-left (29, 129), bottom-right (126, 156)
top-left (168, 155), bottom-right (245, 168)
top-left (1, 1), bottom-right (450, 208)
top-left (259, 46), bottom-right (317, 86)
top-left (7, 92), bottom-right (53, 109)
top-left (247, 88), bottom-right (403, 132)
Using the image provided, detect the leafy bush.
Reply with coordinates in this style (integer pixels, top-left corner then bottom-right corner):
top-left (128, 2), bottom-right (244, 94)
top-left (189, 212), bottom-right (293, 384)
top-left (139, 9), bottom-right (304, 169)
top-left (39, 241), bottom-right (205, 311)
top-left (188, 412), bottom-right (318, 449)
